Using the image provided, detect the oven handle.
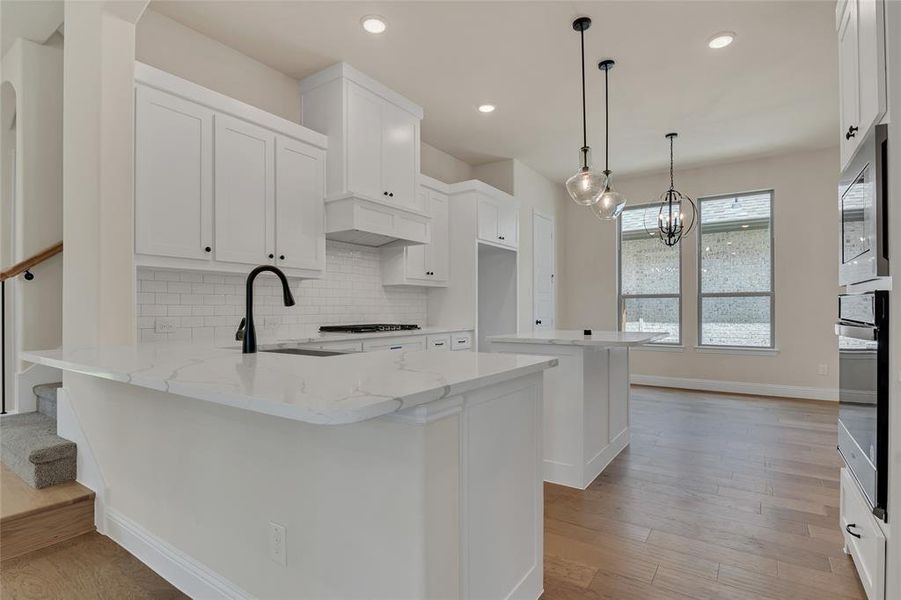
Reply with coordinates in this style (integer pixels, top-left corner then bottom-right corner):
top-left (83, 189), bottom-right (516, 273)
top-left (835, 323), bottom-right (877, 341)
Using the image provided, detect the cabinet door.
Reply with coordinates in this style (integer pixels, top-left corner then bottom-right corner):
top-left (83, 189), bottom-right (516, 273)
top-left (346, 83), bottom-right (383, 201)
top-left (478, 199), bottom-right (500, 242)
top-left (857, 0), bottom-right (886, 145)
top-left (838, 0), bottom-right (860, 166)
top-left (275, 136), bottom-right (326, 272)
top-left (381, 101), bottom-right (418, 208)
top-left (428, 192), bottom-right (449, 281)
top-left (214, 115), bottom-right (274, 265)
top-left (135, 87), bottom-right (213, 260)
top-left (497, 204), bottom-right (518, 247)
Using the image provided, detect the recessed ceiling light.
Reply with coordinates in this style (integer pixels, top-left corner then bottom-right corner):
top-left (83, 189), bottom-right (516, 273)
top-left (478, 104), bottom-right (496, 113)
top-left (708, 32), bottom-right (735, 49)
top-left (361, 15), bottom-right (387, 34)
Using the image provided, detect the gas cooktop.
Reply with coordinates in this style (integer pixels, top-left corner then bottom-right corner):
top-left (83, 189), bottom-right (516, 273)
top-left (319, 324), bottom-right (421, 334)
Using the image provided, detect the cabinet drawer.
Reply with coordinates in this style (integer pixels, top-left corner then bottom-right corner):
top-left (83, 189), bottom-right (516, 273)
top-left (427, 334), bottom-right (451, 351)
top-left (840, 468), bottom-right (885, 600)
top-left (315, 341), bottom-right (364, 353)
top-left (363, 336), bottom-right (425, 352)
top-left (451, 332), bottom-right (473, 351)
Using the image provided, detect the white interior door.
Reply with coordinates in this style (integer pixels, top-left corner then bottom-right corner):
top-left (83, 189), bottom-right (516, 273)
top-left (532, 210), bottom-right (555, 331)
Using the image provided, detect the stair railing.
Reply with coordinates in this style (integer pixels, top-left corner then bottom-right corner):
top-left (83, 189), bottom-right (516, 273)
top-left (1, 241), bottom-right (63, 414)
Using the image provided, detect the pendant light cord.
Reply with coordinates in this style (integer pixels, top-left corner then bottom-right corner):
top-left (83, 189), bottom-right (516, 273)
top-left (580, 28), bottom-right (587, 152)
top-left (604, 66), bottom-right (609, 173)
top-left (669, 134), bottom-right (675, 189)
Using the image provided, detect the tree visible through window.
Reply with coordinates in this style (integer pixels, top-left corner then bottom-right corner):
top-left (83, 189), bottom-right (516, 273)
top-left (698, 191), bottom-right (774, 348)
top-left (618, 205), bottom-right (681, 344)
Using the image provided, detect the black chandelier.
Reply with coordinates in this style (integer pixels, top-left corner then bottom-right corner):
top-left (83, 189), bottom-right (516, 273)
top-left (647, 133), bottom-right (696, 246)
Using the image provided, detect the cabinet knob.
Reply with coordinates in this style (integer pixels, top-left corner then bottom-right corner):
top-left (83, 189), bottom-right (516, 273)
top-left (204, 246), bottom-right (211, 253)
top-left (846, 125), bottom-right (859, 140)
top-left (536, 319), bottom-right (542, 325)
top-left (388, 192), bottom-right (394, 198)
top-left (384, 191), bottom-right (389, 196)
top-left (279, 255), bottom-right (285, 261)
top-left (268, 253), bottom-right (274, 259)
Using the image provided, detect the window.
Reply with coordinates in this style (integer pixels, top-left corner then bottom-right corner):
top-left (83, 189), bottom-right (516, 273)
top-left (697, 191), bottom-right (774, 348)
top-left (618, 204), bottom-right (681, 344)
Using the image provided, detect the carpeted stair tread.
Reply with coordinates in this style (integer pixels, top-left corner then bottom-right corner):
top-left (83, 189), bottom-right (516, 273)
top-left (1, 413), bottom-right (76, 489)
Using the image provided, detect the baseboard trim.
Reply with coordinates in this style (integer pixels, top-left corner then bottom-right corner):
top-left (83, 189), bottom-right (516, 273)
top-left (630, 375), bottom-right (838, 402)
top-left (105, 508), bottom-right (251, 600)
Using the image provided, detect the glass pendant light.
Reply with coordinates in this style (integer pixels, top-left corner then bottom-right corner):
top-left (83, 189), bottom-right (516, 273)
top-left (565, 17), bottom-right (605, 206)
top-left (590, 59), bottom-right (627, 220)
top-left (644, 132), bottom-right (696, 246)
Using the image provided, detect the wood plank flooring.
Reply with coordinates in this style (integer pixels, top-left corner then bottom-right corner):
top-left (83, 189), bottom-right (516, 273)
top-left (543, 386), bottom-right (864, 600)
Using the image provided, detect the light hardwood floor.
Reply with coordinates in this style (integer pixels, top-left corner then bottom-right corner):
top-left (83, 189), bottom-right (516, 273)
top-left (0, 387), bottom-right (861, 599)
top-left (544, 386), bottom-right (864, 600)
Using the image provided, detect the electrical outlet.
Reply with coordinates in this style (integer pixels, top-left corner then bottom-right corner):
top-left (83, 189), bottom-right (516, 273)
top-left (817, 364), bottom-right (829, 376)
top-left (269, 522), bottom-right (287, 566)
top-left (155, 317), bottom-right (178, 333)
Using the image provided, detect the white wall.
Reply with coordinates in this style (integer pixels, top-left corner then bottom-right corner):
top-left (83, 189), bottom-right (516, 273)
top-left (136, 9), bottom-right (301, 123)
top-left (1, 38), bottom-right (63, 406)
top-left (561, 147), bottom-right (840, 396)
top-left (421, 142), bottom-right (473, 184)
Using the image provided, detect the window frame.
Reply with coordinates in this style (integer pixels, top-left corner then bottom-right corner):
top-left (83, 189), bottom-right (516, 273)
top-left (696, 189), bottom-right (776, 350)
top-left (617, 202), bottom-right (683, 346)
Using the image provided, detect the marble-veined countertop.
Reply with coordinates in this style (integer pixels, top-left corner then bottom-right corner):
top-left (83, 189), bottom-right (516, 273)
top-left (22, 343), bottom-right (556, 425)
top-left (487, 330), bottom-right (667, 347)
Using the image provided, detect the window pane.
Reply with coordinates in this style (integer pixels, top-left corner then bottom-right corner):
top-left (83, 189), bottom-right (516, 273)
top-left (700, 193), bottom-right (771, 293)
top-left (621, 206), bottom-right (679, 295)
top-left (700, 296), bottom-right (772, 347)
top-left (623, 297), bottom-right (680, 343)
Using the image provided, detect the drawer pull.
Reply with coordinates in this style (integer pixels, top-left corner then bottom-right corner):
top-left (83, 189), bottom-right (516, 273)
top-left (845, 523), bottom-right (862, 539)
top-left (390, 346), bottom-right (403, 350)
top-left (434, 342), bottom-right (444, 346)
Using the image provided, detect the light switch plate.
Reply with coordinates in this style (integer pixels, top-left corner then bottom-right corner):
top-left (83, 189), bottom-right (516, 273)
top-left (155, 317), bottom-right (178, 333)
top-left (269, 522), bottom-right (287, 566)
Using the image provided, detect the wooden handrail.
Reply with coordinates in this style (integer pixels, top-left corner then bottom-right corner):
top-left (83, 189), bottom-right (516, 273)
top-left (0, 242), bottom-right (63, 282)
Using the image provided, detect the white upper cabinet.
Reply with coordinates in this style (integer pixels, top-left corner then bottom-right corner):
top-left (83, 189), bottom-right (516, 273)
top-left (214, 115), bottom-right (274, 266)
top-left (275, 136), bottom-right (326, 272)
top-left (134, 63), bottom-right (328, 278)
top-left (299, 63), bottom-right (429, 247)
top-left (382, 176), bottom-right (449, 287)
top-left (477, 190), bottom-right (518, 250)
top-left (135, 87), bottom-right (214, 261)
top-left (837, 0), bottom-right (886, 169)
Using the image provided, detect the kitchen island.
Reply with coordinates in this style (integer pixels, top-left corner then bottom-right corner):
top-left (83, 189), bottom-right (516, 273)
top-left (488, 330), bottom-right (664, 489)
top-left (23, 343), bottom-right (556, 600)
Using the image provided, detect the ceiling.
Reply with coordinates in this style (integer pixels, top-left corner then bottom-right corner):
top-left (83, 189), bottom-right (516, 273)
top-left (151, 1), bottom-right (838, 183)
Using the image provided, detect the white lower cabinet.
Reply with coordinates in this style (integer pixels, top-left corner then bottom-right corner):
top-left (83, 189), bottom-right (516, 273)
top-left (134, 64), bottom-right (327, 278)
top-left (840, 467), bottom-right (885, 600)
top-left (451, 332), bottom-right (473, 351)
top-left (363, 336), bottom-right (426, 352)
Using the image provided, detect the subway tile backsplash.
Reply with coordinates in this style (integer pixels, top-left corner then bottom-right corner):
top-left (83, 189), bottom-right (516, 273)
top-left (136, 241), bottom-right (427, 344)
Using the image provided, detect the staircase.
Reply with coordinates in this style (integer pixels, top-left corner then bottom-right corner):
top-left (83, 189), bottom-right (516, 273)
top-left (0, 383), bottom-right (94, 561)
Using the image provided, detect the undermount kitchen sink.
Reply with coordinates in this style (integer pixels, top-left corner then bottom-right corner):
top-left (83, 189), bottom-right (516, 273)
top-left (259, 348), bottom-right (347, 357)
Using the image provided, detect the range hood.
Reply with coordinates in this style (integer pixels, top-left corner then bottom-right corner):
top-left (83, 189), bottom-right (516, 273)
top-left (325, 194), bottom-right (430, 247)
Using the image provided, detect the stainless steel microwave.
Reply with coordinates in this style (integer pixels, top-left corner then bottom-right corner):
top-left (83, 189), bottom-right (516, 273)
top-left (839, 124), bottom-right (888, 286)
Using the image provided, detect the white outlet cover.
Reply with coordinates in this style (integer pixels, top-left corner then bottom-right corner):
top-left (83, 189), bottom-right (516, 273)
top-left (269, 521), bottom-right (287, 566)
top-left (155, 317), bottom-right (178, 333)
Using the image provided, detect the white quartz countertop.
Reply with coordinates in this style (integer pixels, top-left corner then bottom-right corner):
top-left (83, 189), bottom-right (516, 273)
top-left (22, 343), bottom-right (555, 425)
top-left (487, 330), bottom-right (667, 347)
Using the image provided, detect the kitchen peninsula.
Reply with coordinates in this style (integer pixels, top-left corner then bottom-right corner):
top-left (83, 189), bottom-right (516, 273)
top-left (23, 344), bottom-right (556, 599)
top-left (488, 330), bottom-right (664, 489)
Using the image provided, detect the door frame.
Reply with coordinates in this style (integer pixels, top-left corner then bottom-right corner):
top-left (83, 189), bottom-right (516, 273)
top-left (531, 208), bottom-right (556, 332)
